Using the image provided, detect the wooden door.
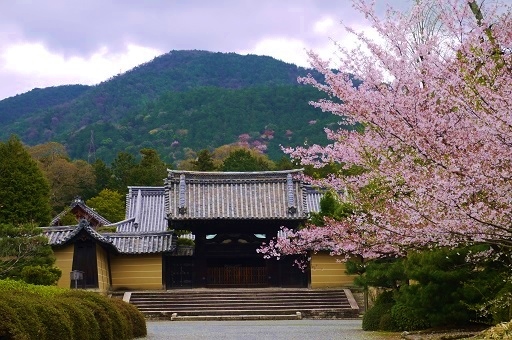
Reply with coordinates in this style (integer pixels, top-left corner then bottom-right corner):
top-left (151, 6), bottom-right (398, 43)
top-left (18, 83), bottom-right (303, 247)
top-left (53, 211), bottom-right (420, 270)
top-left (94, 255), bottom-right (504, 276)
top-left (207, 266), bottom-right (267, 287)
top-left (72, 240), bottom-right (98, 288)
top-left (168, 258), bottom-right (195, 288)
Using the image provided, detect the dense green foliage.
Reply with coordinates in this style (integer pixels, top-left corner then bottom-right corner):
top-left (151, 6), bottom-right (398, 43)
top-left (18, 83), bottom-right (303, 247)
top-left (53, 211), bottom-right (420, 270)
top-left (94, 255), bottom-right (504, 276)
top-left (0, 85), bottom-right (89, 125)
top-left (103, 148), bottom-right (169, 193)
top-left (0, 279), bottom-right (146, 339)
top-left (0, 136), bottom-right (52, 226)
top-left (220, 149), bottom-right (273, 171)
top-left (0, 223), bottom-right (61, 284)
top-left (0, 51), bottom-right (342, 165)
top-left (362, 291), bottom-right (397, 331)
top-left (86, 189), bottom-right (126, 222)
top-left (351, 246), bottom-right (512, 332)
top-left (28, 142), bottom-right (96, 214)
top-left (192, 149), bottom-right (216, 171)
top-left (309, 190), bottom-right (357, 226)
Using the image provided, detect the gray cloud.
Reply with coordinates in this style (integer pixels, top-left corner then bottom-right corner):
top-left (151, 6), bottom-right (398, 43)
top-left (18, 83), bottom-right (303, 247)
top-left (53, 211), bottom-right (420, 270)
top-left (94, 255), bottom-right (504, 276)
top-left (2, 0), bottom-right (509, 100)
top-left (0, 1), bottom-right (359, 57)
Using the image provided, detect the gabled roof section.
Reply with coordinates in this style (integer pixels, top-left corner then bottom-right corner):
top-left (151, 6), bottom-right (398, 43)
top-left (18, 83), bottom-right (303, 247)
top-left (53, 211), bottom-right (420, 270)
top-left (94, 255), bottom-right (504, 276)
top-left (50, 197), bottom-right (111, 227)
top-left (43, 219), bottom-right (175, 254)
top-left (43, 219), bottom-right (115, 250)
top-left (165, 169), bottom-right (308, 220)
top-left (114, 186), bottom-right (167, 234)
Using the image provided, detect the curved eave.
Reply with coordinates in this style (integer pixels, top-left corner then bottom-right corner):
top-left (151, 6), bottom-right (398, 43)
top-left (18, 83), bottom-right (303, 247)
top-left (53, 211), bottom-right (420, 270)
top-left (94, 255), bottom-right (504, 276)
top-left (169, 216), bottom-right (307, 220)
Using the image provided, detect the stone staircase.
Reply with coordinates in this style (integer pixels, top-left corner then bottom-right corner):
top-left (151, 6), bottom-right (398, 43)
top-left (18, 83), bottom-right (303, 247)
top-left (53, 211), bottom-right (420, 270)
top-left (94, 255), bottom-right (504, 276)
top-left (125, 288), bottom-right (360, 321)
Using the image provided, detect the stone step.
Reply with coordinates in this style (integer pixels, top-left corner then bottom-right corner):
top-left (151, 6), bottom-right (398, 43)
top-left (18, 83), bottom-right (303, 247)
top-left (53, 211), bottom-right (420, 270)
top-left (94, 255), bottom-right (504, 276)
top-left (130, 289), bottom-right (345, 297)
top-left (169, 312), bottom-right (303, 321)
top-left (134, 304), bottom-right (351, 309)
top-left (127, 288), bottom-right (359, 320)
top-left (131, 295), bottom-right (346, 301)
top-left (134, 304), bottom-right (351, 312)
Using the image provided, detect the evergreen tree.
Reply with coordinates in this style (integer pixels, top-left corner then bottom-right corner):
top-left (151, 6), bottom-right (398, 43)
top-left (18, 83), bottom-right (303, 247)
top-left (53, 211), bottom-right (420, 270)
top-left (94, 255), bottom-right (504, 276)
top-left (192, 149), bottom-right (216, 171)
top-left (0, 136), bottom-right (51, 226)
top-left (110, 152), bottom-right (137, 192)
top-left (220, 149), bottom-right (273, 172)
top-left (131, 148), bottom-right (167, 186)
top-left (0, 223), bottom-right (61, 285)
top-left (92, 159), bottom-right (113, 193)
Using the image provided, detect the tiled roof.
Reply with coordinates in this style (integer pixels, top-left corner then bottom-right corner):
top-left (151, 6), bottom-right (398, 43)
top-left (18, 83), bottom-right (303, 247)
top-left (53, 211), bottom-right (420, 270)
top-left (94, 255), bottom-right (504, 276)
top-left (42, 220), bottom-right (175, 254)
top-left (50, 197), bottom-right (111, 226)
top-left (114, 187), bottom-right (168, 233)
top-left (305, 186), bottom-right (323, 214)
top-left (42, 219), bottom-right (113, 247)
top-left (165, 169), bottom-right (308, 220)
top-left (106, 232), bottom-right (175, 254)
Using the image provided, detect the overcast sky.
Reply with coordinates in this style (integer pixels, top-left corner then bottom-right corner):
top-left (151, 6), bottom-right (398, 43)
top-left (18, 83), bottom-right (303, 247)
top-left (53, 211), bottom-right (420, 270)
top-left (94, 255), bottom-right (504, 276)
top-left (0, 0), bottom-right (508, 101)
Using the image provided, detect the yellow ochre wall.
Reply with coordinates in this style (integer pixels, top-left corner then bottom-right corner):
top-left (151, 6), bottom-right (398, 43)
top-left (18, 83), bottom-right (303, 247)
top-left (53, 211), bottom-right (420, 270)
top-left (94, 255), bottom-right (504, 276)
top-left (310, 252), bottom-right (357, 288)
top-left (53, 243), bottom-right (74, 289)
top-left (96, 246), bottom-right (110, 292)
top-left (110, 254), bottom-right (162, 290)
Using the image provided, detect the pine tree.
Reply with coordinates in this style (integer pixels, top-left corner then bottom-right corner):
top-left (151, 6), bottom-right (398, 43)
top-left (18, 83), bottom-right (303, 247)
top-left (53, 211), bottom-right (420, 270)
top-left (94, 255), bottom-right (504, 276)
top-left (0, 136), bottom-right (51, 226)
top-left (192, 149), bottom-right (216, 171)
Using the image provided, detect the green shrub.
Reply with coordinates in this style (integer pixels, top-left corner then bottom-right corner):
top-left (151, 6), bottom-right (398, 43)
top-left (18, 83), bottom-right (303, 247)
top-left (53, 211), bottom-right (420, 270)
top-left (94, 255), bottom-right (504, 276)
top-left (374, 290), bottom-right (395, 305)
top-left (0, 293), bottom-right (46, 339)
top-left (20, 265), bottom-right (61, 286)
top-left (60, 290), bottom-right (129, 340)
top-left (378, 312), bottom-right (398, 331)
top-left (72, 297), bottom-right (114, 340)
top-left (109, 298), bottom-right (147, 338)
top-left (0, 278), bottom-right (63, 297)
top-left (363, 302), bottom-right (395, 331)
top-left (32, 299), bottom-right (74, 340)
top-left (362, 291), bottom-right (398, 331)
top-left (57, 297), bottom-right (100, 340)
top-left (0, 299), bottom-right (26, 340)
top-left (391, 303), bottom-right (430, 331)
top-left (177, 237), bottom-right (195, 246)
top-left (0, 279), bottom-right (146, 340)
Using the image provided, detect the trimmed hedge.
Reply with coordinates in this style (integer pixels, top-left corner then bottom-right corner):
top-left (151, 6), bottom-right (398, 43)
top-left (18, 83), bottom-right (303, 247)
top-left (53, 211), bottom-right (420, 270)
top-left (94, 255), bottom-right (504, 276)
top-left (391, 303), bottom-right (430, 331)
top-left (362, 302), bottom-right (396, 331)
top-left (362, 291), bottom-right (399, 331)
top-left (0, 279), bottom-right (147, 340)
top-left (109, 298), bottom-right (148, 338)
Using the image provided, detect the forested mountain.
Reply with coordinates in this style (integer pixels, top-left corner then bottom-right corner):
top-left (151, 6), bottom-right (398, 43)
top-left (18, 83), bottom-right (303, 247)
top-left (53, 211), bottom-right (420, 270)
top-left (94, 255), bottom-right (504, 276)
top-left (0, 85), bottom-right (90, 125)
top-left (0, 50), bottom-right (344, 164)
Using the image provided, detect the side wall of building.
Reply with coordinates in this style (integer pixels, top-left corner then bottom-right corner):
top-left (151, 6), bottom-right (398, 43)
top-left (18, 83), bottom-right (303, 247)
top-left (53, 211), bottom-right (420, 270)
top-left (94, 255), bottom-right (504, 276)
top-left (96, 246), bottom-right (110, 292)
top-left (310, 252), bottom-right (356, 288)
top-left (53, 243), bottom-right (74, 289)
top-left (110, 254), bottom-right (162, 290)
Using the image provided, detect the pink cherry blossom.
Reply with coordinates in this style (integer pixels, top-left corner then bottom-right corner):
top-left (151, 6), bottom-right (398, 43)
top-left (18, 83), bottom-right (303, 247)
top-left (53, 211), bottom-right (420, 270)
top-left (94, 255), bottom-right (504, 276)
top-left (260, 0), bottom-right (512, 261)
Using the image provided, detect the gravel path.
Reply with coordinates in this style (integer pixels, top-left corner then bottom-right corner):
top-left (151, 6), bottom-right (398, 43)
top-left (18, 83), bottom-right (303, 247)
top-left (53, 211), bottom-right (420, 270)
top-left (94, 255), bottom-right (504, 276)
top-left (141, 319), bottom-right (401, 340)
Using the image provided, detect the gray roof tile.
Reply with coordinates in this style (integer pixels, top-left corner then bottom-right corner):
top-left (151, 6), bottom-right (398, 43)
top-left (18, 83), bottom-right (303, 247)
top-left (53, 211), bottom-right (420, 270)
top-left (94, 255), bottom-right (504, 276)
top-left (305, 186), bottom-right (324, 214)
top-left (114, 187), bottom-right (168, 233)
top-left (106, 232), bottom-right (175, 254)
top-left (42, 220), bottom-right (175, 254)
top-left (165, 170), bottom-right (309, 220)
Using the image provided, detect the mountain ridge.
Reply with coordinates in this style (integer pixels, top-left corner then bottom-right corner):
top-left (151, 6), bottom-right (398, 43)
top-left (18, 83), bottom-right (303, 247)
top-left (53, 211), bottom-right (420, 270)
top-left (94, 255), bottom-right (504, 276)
top-left (0, 50), bottom-right (338, 164)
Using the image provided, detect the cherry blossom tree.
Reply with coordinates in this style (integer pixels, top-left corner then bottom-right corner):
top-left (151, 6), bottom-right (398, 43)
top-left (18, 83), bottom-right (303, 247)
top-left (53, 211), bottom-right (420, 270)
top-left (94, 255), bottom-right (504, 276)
top-left (260, 0), bottom-right (512, 260)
